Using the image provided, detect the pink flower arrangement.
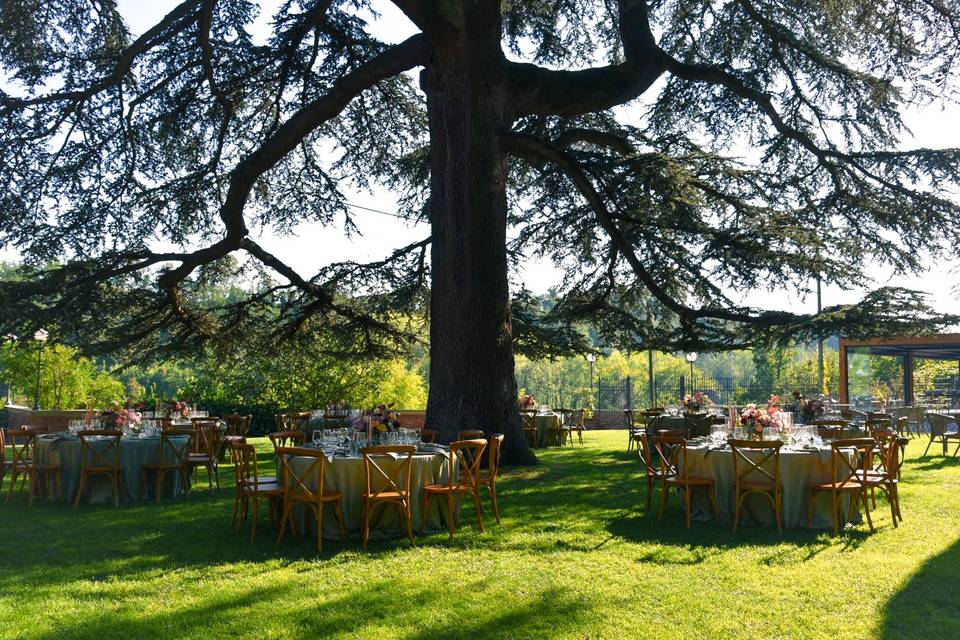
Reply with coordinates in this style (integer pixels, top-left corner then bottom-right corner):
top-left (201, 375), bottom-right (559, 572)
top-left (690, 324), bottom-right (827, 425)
top-left (115, 407), bottom-right (142, 426)
top-left (163, 400), bottom-right (190, 419)
top-left (682, 391), bottom-right (713, 411)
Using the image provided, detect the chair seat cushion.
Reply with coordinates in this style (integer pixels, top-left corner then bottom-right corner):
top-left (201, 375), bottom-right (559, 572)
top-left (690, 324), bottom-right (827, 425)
top-left (243, 481), bottom-right (283, 494)
top-left (362, 491), bottom-right (408, 500)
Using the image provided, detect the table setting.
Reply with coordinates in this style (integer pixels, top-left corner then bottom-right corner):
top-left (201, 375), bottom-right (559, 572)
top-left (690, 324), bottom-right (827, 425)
top-left (675, 423), bottom-right (860, 529)
top-left (34, 420), bottom-right (192, 504)
top-left (281, 427), bottom-right (458, 539)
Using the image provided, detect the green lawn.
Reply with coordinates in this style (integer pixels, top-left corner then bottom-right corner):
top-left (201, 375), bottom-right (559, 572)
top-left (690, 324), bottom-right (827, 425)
top-left (1, 431), bottom-right (958, 639)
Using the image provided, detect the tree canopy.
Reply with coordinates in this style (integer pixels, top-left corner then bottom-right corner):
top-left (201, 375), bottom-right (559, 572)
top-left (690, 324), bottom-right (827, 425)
top-left (2, 0), bottom-right (960, 459)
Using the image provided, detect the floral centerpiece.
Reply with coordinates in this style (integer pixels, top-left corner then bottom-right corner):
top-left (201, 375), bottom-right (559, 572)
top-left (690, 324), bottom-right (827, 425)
top-left (99, 403), bottom-right (142, 432)
top-left (519, 394), bottom-right (537, 410)
top-left (739, 396), bottom-right (787, 439)
top-left (353, 403), bottom-right (401, 440)
top-left (791, 391), bottom-right (824, 423)
top-left (682, 391), bottom-right (713, 412)
top-left (163, 400), bottom-right (191, 419)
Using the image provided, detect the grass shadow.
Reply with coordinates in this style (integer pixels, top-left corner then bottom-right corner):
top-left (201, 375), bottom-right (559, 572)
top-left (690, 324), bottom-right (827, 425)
top-left (881, 538), bottom-right (960, 639)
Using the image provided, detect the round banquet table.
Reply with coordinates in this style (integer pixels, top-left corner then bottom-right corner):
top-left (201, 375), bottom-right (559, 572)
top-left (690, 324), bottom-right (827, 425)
top-left (533, 412), bottom-right (562, 447)
top-left (285, 447), bottom-right (458, 539)
top-left (677, 442), bottom-right (861, 529)
top-left (33, 433), bottom-right (191, 504)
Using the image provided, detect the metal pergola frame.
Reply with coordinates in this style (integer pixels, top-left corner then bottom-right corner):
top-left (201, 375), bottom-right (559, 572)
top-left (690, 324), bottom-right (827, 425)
top-left (839, 333), bottom-right (960, 404)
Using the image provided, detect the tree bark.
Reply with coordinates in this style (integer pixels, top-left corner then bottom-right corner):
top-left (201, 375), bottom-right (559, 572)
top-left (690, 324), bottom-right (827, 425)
top-left (422, 4), bottom-right (537, 465)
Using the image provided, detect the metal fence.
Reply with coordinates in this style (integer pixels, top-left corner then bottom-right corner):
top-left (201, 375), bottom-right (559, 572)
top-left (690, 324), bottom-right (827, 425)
top-left (519, 371), bottom-right (838, 411)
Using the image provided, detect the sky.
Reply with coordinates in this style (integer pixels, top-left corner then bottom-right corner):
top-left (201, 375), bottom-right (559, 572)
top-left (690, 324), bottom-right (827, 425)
top-left (5, 0), bottom-right (960, 321)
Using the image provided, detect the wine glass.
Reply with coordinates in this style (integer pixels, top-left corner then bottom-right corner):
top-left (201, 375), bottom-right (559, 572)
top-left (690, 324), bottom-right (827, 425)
top-left (313, 430), bottom-right (323, 447)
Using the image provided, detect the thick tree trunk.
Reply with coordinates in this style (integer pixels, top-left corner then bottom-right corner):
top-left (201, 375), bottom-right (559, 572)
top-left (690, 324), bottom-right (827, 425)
top-left (423, 7), bottom-right (537, 465)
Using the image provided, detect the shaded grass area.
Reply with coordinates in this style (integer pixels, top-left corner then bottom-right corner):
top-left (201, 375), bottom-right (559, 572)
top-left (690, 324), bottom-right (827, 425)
top-left (1, 431), bottom-right (958, 639)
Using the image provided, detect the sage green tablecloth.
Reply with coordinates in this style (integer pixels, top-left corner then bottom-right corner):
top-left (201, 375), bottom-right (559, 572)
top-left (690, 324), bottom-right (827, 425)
top-left (534, 412), bottom-right (561, 446)
top-left (285, 450), bottom-right (456, 539)
top-left (33, 434), bottom-right (191, 504)
top-left (648, 414), bottom-right (716, 437)
top-left (678, 444), bottom-right (860, 529)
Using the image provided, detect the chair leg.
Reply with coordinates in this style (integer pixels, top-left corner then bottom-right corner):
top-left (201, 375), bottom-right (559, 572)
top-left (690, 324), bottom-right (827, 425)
top-left (277, 500), bottom-right (291, 544)
top-left (404, 500), bottom-right (415, 545)
top-left (684, 487), bottom-right (692, 529)
top-left (922, 437), bottom-right (933, 456)
top-left (251, 496), bottom-right (260, 542)
top-left (707, 485), bottom-right (722, 524)
top-left (807, 489), bottom-right (814, 528)
top-left (446, 493), bottom-right (455, 540)
top-left (888, 486), bottom-right (898, 528)
top-left (362, 498), bottom-right (371, 549)
top-left (860, 489), bottom-right (875, 533)
top-left (489, 481), bottom-right (501, 524)
top-left (472, 490), bottom-right (485, 533)
top-left (733, 492), bottom-right (741, 533)
top-left (644, 476), bottom-right (653, 513)
top-left (334, 499), bottom-right (346, 539)
top-left (420, 493), bottom-right (431, 534)
top-left (775, 490), bottom-right (783, 535)
top-left (317, 503), bottom-right (324, 552)
top-left (657, 484), bottom-right (669, 522)
top-left (74, 473), bottom-right (86, 508)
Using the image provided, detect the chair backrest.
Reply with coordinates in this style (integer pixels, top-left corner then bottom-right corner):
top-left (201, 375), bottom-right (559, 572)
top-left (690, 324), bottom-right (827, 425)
top-left (520, 413), bottom-right (537, 431)
top-left (865, 418), bottom-right (892, 431)
top-left (223, 435), bottom-right (246, 463)
top-left (812, 419), bottom-right (849, 427)
top-left (729, 439), bottom-right (782, 487)
top-left (458, 429), bottom-right (485, 440)
top-left (156, 428), bottom-right (194, 467)
top-left (194, 420), bottom-right (223, 457)
top-left (651, 435), bottom-right (686, 482)
top-left (230, 442), bottom-right (265, 486)
top-left (657, 428), bottom-right (690, 440)
top-left (625, 409), bottom-right (636, 428)
top-left (269, 430), bottom-right (307, 452)
top-left (817, 425), bottom-right (844, 440)
top-left (223, 414), bottom-right (252, 437)
top-left (361, 445), bottom-right (416, 499)
top-left (277, 446), bottom-right (328, 505)
top-left (420, 428), bottom-right (439, 443)
top-left (830, 438), bottom-right (875, 489)
top-left (927, 413), bottom-right (954, 436)
top-left (5, 428), bottom-right (34, 466)
top-left (870, 432), bottom-right (901, 478)
top-left (570, 409), bottom-right (585, 428)
top-left (486, 434), bottom-right (504, 480)
top-left (77, 430), bottom-right (122, 470)
top-left (449, 439), bottom-right (487, 491)
top-left (0, 428), bottom-right (5, 466)
top-left (635, 432), bottom-right (656, 474)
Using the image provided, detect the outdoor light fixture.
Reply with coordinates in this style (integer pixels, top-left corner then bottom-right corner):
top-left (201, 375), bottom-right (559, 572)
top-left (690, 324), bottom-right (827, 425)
top-left (685, 352), bottom-right (698, 380)
top-left (32, 328), bottom-right (49, 411)
top-left (586, 354), bottom-right (596, 406)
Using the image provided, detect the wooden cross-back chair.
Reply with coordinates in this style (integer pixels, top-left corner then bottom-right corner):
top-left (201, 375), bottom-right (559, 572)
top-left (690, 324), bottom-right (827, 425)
top-left (75, 430), bottom-right (124, 507)
top-left (4, 429), bottom-right (42, 506)
top-left (420, 428), bottom-right (439, 444)
top-left (269, 430), bottom-right (307, 453)
top-left (857, 433), bottom-right (903, 527)
top-left (816, 425), bottom-right (844, 441)
top-left (520, 412), bottom-right (538, 449)
top-left (423, 439), bottom-right (487, 540)
top-left (923, 413), bottom-right (960, 457)
top-left (0, 428), bottom-right (6, 493)
top-left (479, 434), bottom-right (504, 524)
top-left (656, 428), bottom-right (691, 440)
top-left (189, 421), bottom-right (223, 492)
top-left (230, 442), bottom-right (283, 542)
top-left (807, 438), bottom-right (875, 535)
top-left (458, 429), bottom-right (485, 440)
top-left (636, 432), bottom-right (667, 513)
top-left (276, 447), bottom-right (345, 551)
top-left (360, 445), bottom-right (416, 549)
top-left (729, 439), bottom-right (783, 534)
top-left (865, 418), bottom-right (893, 433)
top-left (652, 435), bottom-right (721, 528)
top-left (568, 409), bottom-right (586, 445)
top-left (141, 429), bottom-right (194, 503)
top-left (224, 414), bottom-right (252, 437)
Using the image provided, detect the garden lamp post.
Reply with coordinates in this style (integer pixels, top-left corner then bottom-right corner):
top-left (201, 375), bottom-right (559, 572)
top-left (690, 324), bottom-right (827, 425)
top-left (587, 354), bottom-right (596, 409)
top-left (32, 328), bottom-right (48, 410)
top-left (685, 352), bottom-right (698, 383)
top-left (3, 334), bottom-right (15, 404)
